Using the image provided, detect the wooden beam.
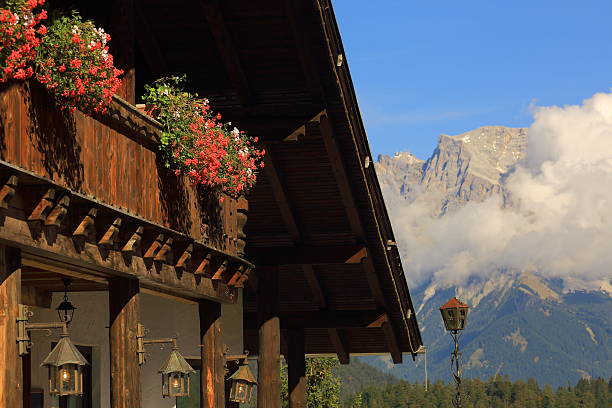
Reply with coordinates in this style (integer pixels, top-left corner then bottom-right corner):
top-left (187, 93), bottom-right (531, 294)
top-left (0, 245), bottom-right (22, 408)
top-left (134, 3), bottom-right (168, 76)
top-left (247, 244), bottom-right (365, 265)
top-left (27, 188), bottom-right (56, 223)
top-left (1, 217), bottom-right (235, 302)
top-left (302, 265), bottom-right (326, 309)
top-left (121, 226), bottom-right (143, 256)
top-left (195, 253), bottom-right (212, 276)
top-left (361, 252), bottom-right (385, 307)
top-left (199, 299), bottom-right (225, 408)
top-left (153, 237), bottom-right (173, 264)
top-left (175, 243), bottom-right (193, 271)
top-left (109, 277), bottom-right (140, 408)
top-left (211, 260), bottom-right (227, 282)
top-left (257, 266), bottom-right (281, 408)
top-left (44, 195), bottom-right (70, 228)
top-left (201, 0), bottom-right (252, 105)
top-left (285, 0), bottom-right (325, 103)
top-left (143, 233), bottom-right (164, 261)
top-left (20, 285), bottom-right (52, 308)
top-left (287, 329), bottom-right (306, 408)
top-left (244, 309), bottom-right (386, 329)
top-left (227, 265), bottom-right (243, 287)
top-left (72, 208), bottom-right (97, 241)
top-left (382, 317), bottom-right (402, 364)
top-left (318, 115), bottom-right (366, 240)
top-left (327, 328), bottom-right (349, 364)
top-left (263, 149), bottom-right (302, 243)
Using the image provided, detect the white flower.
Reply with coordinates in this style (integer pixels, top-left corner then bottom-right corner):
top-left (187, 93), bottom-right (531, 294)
top-left (13, 13), bottom-right (19, 25)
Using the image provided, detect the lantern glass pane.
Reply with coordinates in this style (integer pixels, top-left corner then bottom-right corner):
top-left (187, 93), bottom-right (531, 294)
top-left (59, 364), bottom-right (77, 395)
top-left (162, 373), bottom-right (169, 397)
top-left (49, 366), bottom-right (59, 395)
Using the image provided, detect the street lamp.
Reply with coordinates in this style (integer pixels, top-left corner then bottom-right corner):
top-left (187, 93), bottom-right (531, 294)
top-left (440, 297), bottom-right (469, 408)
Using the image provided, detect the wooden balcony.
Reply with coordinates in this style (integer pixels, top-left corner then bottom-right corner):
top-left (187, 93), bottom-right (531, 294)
top-left (0, 80), bottom-right (245, 257)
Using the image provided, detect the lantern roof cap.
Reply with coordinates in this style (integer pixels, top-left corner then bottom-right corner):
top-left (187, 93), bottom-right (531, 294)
top-left (229, 362), bottom-right (257, 384)
top-left (439, 297), bottom-right (468, 310)
top-left (158, 349), bottom-right (196, 374)
top-left (41, 336), bottom-right (88, 367)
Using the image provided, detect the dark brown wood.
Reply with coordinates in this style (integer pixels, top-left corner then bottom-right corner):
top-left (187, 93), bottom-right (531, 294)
top-left (195, 253), bottom-right (212, 276)
top-left (0, 175), bottom-right (17, 210)
top-left (199, 299), bottom-right (225, 408)
top-left (382, 317), bottom-right (402, 364)
top-left (0, 245), bottom-right (22, 408)
top-left (20, 285), bottom-right (52, 308)
top-left (121, 226), bottom-right (143, 256)
top-left (211, 260), bottom-right (228, 282)
top-left (244, 310), bottom-right (386, 329)
top-left (22, 352), bottom-right (30, 408)
top-left (27, 188), bottom-right (56, 223)
top-left (111, 0), bottom-right (135, 103)
top-left (263, 149), bottom-right (302, 243)
top-left (318, 115), bottom-right (366, 240)
top-left (143, 233), bottom-right (164, 261)
top-left (45, 195), bottom-right (70, 227)
top-left (327, 328), bottom-right (349, 364)
top-left (257, 266), bottom-right (281, 408)
top-left (361, 253), bottom-right (386, 307)
top-left (226, 265), bottom-right (243, 287)
top-left (287, 329), bottom-right (306, 408)
top-left (248, 244), bottom-right (366, 265)
top-left (302, 264), bottom-right (326, 309)
top-left (175, 243), bottom-right (193, 270)
top-left (72, 208), bottom-right (97, 240)
top-left (109, 277), bottom-right (141, 408)
top-left (153, 237), bottom-right (173, 264)
top-left (98, 218), bottom-right (122, 248)
top-left (201, 0), bottom-right (252, 104)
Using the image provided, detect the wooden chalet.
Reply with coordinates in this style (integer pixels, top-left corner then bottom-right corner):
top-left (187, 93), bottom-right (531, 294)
top-left (0, 0), bottom-right (422, 407)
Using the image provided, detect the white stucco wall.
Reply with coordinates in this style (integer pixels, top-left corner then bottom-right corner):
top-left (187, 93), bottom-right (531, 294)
top-left (29, 289), bottom-right (243, 408)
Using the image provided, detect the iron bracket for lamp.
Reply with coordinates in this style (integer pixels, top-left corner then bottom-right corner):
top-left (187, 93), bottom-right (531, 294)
top-left (136, 323), bottom-right (178, 365)
top-left (17, 304), bottom-right (69, 356)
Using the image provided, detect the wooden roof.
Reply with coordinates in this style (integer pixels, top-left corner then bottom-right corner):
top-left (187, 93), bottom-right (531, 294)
top-left (130, 0), bottom-right (423, 360)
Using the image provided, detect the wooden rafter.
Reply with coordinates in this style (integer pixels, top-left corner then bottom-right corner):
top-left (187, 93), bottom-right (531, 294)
top-left (244, 309), bottom-right (386, 329)
top-left (247, 244), bottom-right (365, 265)
top-left (318, 115), bottom-right (366, 240)
top-left (382, 315), bottom-right (402, 364)
top-left (98, 218), bottom-right (122, 248)
top-left (0, 175), bottom-right (17, 210)
top-left (134, 4), bottom-right (168, 76)
top-left (284, 0), bottom-right (325, 103)
top-left (200, 0), bottom-right (252, 104)
top-left (263, 148), bottom-right (302, 243)
top-left (302, 264), bottom-right (326, 309)
top-left (327, 329), bottom-right (349, 364)
top-left (73, 208), bottom-right (97, 241)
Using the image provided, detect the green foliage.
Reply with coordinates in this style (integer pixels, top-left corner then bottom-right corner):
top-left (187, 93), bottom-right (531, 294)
top-left (280, 357), bottom-right (342, 408)
top-left (349, 375), bottom-right (612, 408)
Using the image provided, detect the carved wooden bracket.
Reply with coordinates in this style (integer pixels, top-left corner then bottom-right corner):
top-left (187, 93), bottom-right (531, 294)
top-left (194, 253), bottom-right (212, 276)
top-left (0, 175), bottom-right (18, 210)
top-left (122, 226), bottom-right (144, 256)
top-left (45, 195), bottom-right (70, 228)
top-left (175, 243), bottom-right (193, 271)
top-left (73, 208), bottom-right (97, 241)
top-left (28, 188), bottom-right (56, 223)
top-left (143, 234), bottom-right (164, 261)
top-left (154, 237), bottom-right (173, 264)
top-left (212, 260), bottom-right (228, 282)
top-left (98, 218), bottom-right (122, 248)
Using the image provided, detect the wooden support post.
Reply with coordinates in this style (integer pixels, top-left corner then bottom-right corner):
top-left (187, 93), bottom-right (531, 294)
top-left (0, 245), bottom-right (23, 408)
top-left (199, 299), bottom-right (225, 408)
top-left (108, 277), bottom-right (140, 408)
top-left (112, 0), bottom-right (135, 103)
top-left (287, 329), bottom-right (307, 408)
top-left (257, 266), bottom-right (281, 408)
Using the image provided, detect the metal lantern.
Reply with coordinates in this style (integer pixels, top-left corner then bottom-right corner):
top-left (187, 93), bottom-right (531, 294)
top-left (439, 297), bottom-right (469, 331)
top-left (228, 361), bottom-right (257, 403)
top-left (158, 349), bottom-right (196, 398)
top-left (56, 278), bottom-right (76, 325)
top-left (41, 336), bottom-right (88, 396)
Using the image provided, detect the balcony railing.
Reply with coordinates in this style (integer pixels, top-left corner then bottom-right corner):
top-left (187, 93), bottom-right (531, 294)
top-left (0, 80), bottom-right (245, 257)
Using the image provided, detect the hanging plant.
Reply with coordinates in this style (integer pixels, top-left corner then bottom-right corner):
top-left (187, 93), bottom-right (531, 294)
top-left (0, 0), bottom-right (47, 82)
top-left (34, 11), bottom-right (122, 114)
top-left (142, 76), bottom-right (265, 198)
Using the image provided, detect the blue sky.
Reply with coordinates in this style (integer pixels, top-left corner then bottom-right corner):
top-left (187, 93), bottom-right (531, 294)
top-left (333, 0), bottom-right (612, 159)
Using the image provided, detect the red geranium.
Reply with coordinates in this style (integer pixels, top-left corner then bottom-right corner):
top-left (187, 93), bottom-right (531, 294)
top-left (0, 0), bottom-right (46, 82)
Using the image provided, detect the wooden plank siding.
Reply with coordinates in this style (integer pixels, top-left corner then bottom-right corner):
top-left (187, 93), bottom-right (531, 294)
top-left (0, 81), bottom-right (241, 257)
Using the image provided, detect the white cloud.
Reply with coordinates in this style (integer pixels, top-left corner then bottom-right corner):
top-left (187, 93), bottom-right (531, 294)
top-left (385, 91), bottom-right (612, 290)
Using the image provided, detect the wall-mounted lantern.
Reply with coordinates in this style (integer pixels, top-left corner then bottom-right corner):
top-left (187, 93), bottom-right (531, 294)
top-left (228, 360), bottom-right (257, 403)
top-left (226, 351), bottom-right (257, 404)
top-left (42, 335), bottom-right (88, 396)
top-left (56, 278), bottom-right (76, 325)
top-left (137, 323), bottom-right (196, 398)
top-left (158, 349), bottom-right (196, 398)
top-left (17, 304), bottom-right (89, 397)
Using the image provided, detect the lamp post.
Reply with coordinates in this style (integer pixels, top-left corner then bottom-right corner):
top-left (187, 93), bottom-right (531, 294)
top-left (439, 297), bottom-right (469, 408)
